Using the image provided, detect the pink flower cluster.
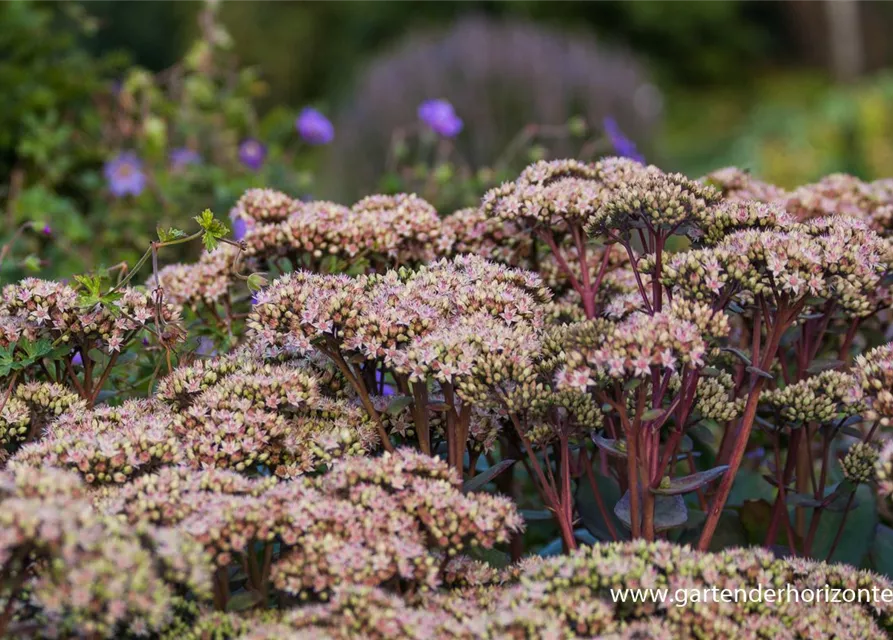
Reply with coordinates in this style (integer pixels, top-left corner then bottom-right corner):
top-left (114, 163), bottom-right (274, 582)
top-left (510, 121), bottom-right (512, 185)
top-left (0, 465), bottom-right (210, 637)
top-left (240, 190), bottom-right (446, 269)
top-left (0, 278), bottom-right (180, 354)
top-left (558, 300), bottom-right (729, 387)
top-left (152, 244), bottom-right (240, 310)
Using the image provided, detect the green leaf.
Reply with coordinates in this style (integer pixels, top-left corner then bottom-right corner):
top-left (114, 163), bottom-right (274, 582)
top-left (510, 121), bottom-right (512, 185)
top-left (576, 471), bottom-right (627, 542)
top-left (467, 546), bottom-right (511, 569)
top-left (592, 432), bottom-right (628, 458)
top-left (784, 481), bottom-right (844, 509)
top-left (22, 254), bottom-right (41, 272)
top-left (722, 347), bottom-right (752, 365)
top-left (537, 529), bottom-right (598, 557)
top-left (806, 359), bottom-right (844, 374)
top-left (73, 273), bottom-right (102, 296)
top-left (740, 499), bottom-right (802, 550)
top-left (865, 524), bottom-right (893, 579)
top-left (650, 465), bottom-right (728, 495)
top-left (807, 485), bottom-right (876, 565)
top-left (202, 231), bottom-right (219, 253)
top-left (225, 590), bottom-right (262, 612)
top-left (385, 395), bottom-right (414, 415)
top-left (726, 468), bottom-right (775, 507)
top-left (519, 509), bottom-right (554, 521)
top-left (194, 209), bottom-right (230, 253)
top-left (157, 226), bottom-right (186, 242)
top-left (194, 208), bottom-right (215, 229)
top-left (615, 490), bottom-right (688, 532)
top-left (246, 272), bottom-right (269, 292)
top-left (745, 365), bottom-right (774, 380)
top-left (462, 459), bottom-right (516, 493)
top-left (784, 493), bottom-right (824, 508)
top-left (641, 408), bottom-right (664, 422)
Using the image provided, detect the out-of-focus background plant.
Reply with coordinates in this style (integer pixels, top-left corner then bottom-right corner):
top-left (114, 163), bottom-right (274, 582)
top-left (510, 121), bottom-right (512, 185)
top-left (5, 0), bottom-right (891, 282)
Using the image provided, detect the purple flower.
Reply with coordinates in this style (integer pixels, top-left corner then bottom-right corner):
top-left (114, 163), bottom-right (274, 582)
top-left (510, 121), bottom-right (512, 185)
top-left (238, 138), bottom-right (267, 171)
top-left (169, 147), bottom-right (202, 169)
top-left (296, 108), bottom-right (334, 145)
top-left (72, 352), bottom-right (83, 367)
top-left (41, 224), bottom-right (52, 236)
top-left (375, 369), bottom-right (397, 397)
top-left (196, 336), bottom-right (218, 357)
top-left (104, 152), bottom-right (147, 197)
top-left (231, 214), bottom-right (249, 241)
top-left (603, 117), bottom-right (644, 163)
top-left (418, 99), bottom-right (463, 138)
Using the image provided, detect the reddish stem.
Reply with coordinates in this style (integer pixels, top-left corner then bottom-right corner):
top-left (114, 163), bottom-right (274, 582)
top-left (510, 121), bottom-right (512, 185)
top-left (581, 448), bottom-right (619, 541)
top-left (699, 303), bottom-right (795, 551)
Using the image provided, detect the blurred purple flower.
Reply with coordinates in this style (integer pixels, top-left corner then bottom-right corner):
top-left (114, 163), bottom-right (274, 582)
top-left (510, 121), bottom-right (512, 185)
top-left (238, 138), bottom-right (267, 171)
top-left (418, 99), bottom-right (463, 138)
top-left (603, 117), bottom-right (644, 163)
top-left (169, 147), bottom-right (202, 169)
top-left (375, 369), bottom-right (397, 397)
top-left (296, 108), bottom-right (334, 145)
top-left (41, 224), bottom-right (52, 236)
top-left (104, 152), bottom-right (146, 197)
top-left (72, 352), bottom-right (83, 367)
top-left (231, 214), bottom-right (249, 241)
top-left (196, 336), bottom-right (218, 357)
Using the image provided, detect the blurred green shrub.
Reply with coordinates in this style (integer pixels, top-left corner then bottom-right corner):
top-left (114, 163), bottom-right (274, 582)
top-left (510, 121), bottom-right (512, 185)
top-left (664, 72), bottom-right (893, 187)
top-left (1, 2), bottom-right (314, 282)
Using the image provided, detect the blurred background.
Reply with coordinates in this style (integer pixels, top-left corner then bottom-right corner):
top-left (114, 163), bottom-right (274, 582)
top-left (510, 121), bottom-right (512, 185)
top-left (3, 0), bottom-right (893, 279)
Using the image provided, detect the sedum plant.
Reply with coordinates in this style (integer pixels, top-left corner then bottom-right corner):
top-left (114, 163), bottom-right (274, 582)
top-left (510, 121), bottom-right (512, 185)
top-left (8, 151), bottom-right (893, 637)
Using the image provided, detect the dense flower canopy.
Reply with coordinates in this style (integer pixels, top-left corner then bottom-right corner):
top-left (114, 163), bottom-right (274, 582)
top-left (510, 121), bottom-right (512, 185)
top-left (7, 154), bottom-right (893, 639)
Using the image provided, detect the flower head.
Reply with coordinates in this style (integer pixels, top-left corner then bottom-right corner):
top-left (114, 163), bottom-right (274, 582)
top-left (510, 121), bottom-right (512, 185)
top-left (104, 151), bottom-right (146, 197)
top-left (418, 99), bottom-right (463, 137)
top-left (238, 138), bottom-right (267, 171)
top-left (701, 166), bottom-right (785, 203)
top-left (296, 107), bottom-right (335, 145)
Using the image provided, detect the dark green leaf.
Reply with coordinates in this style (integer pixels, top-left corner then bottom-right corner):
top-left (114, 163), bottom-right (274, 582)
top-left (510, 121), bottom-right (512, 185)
top-left (740, 499), bottom-right (802, 549)
top-left (650, 465), bottom-right (728, 495)
top-left (614, 490), bottom-right (688, 532)
top-left (785, 493), bottom-right (823, 508)
top-left (225, 590), bottom-right (262, 612)
top-left (467, 546), bottom-right (511, 568)
top-left (746, 365), bottom-right (774, 380)
top-left (386, 395), bottom-right (414, 415)
top-left (806, 359), bottom-right (844, 374)
top-left (519, 509), bottom-right (553, 521)
top-left (462, 459), bottom-right (516, 493)
top-left (810, 484), bottom-right (876, 565)
top-left (641, 408), bottom-right (664, 422)
top-left (592, 432), bottom-right (628, 458)
top-left (722, 347), bottom-right (752, 365)
top-left (865, 524), bottom-right (893, 579)
top-left (727, 468), bottom-right (774, 507)
top-left (575, 471), bottom-right (627, 542)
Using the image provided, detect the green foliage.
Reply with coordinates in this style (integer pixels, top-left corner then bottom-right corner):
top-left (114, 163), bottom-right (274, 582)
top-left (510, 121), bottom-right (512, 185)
top-left (194, 209), bottom-right (229, 252)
